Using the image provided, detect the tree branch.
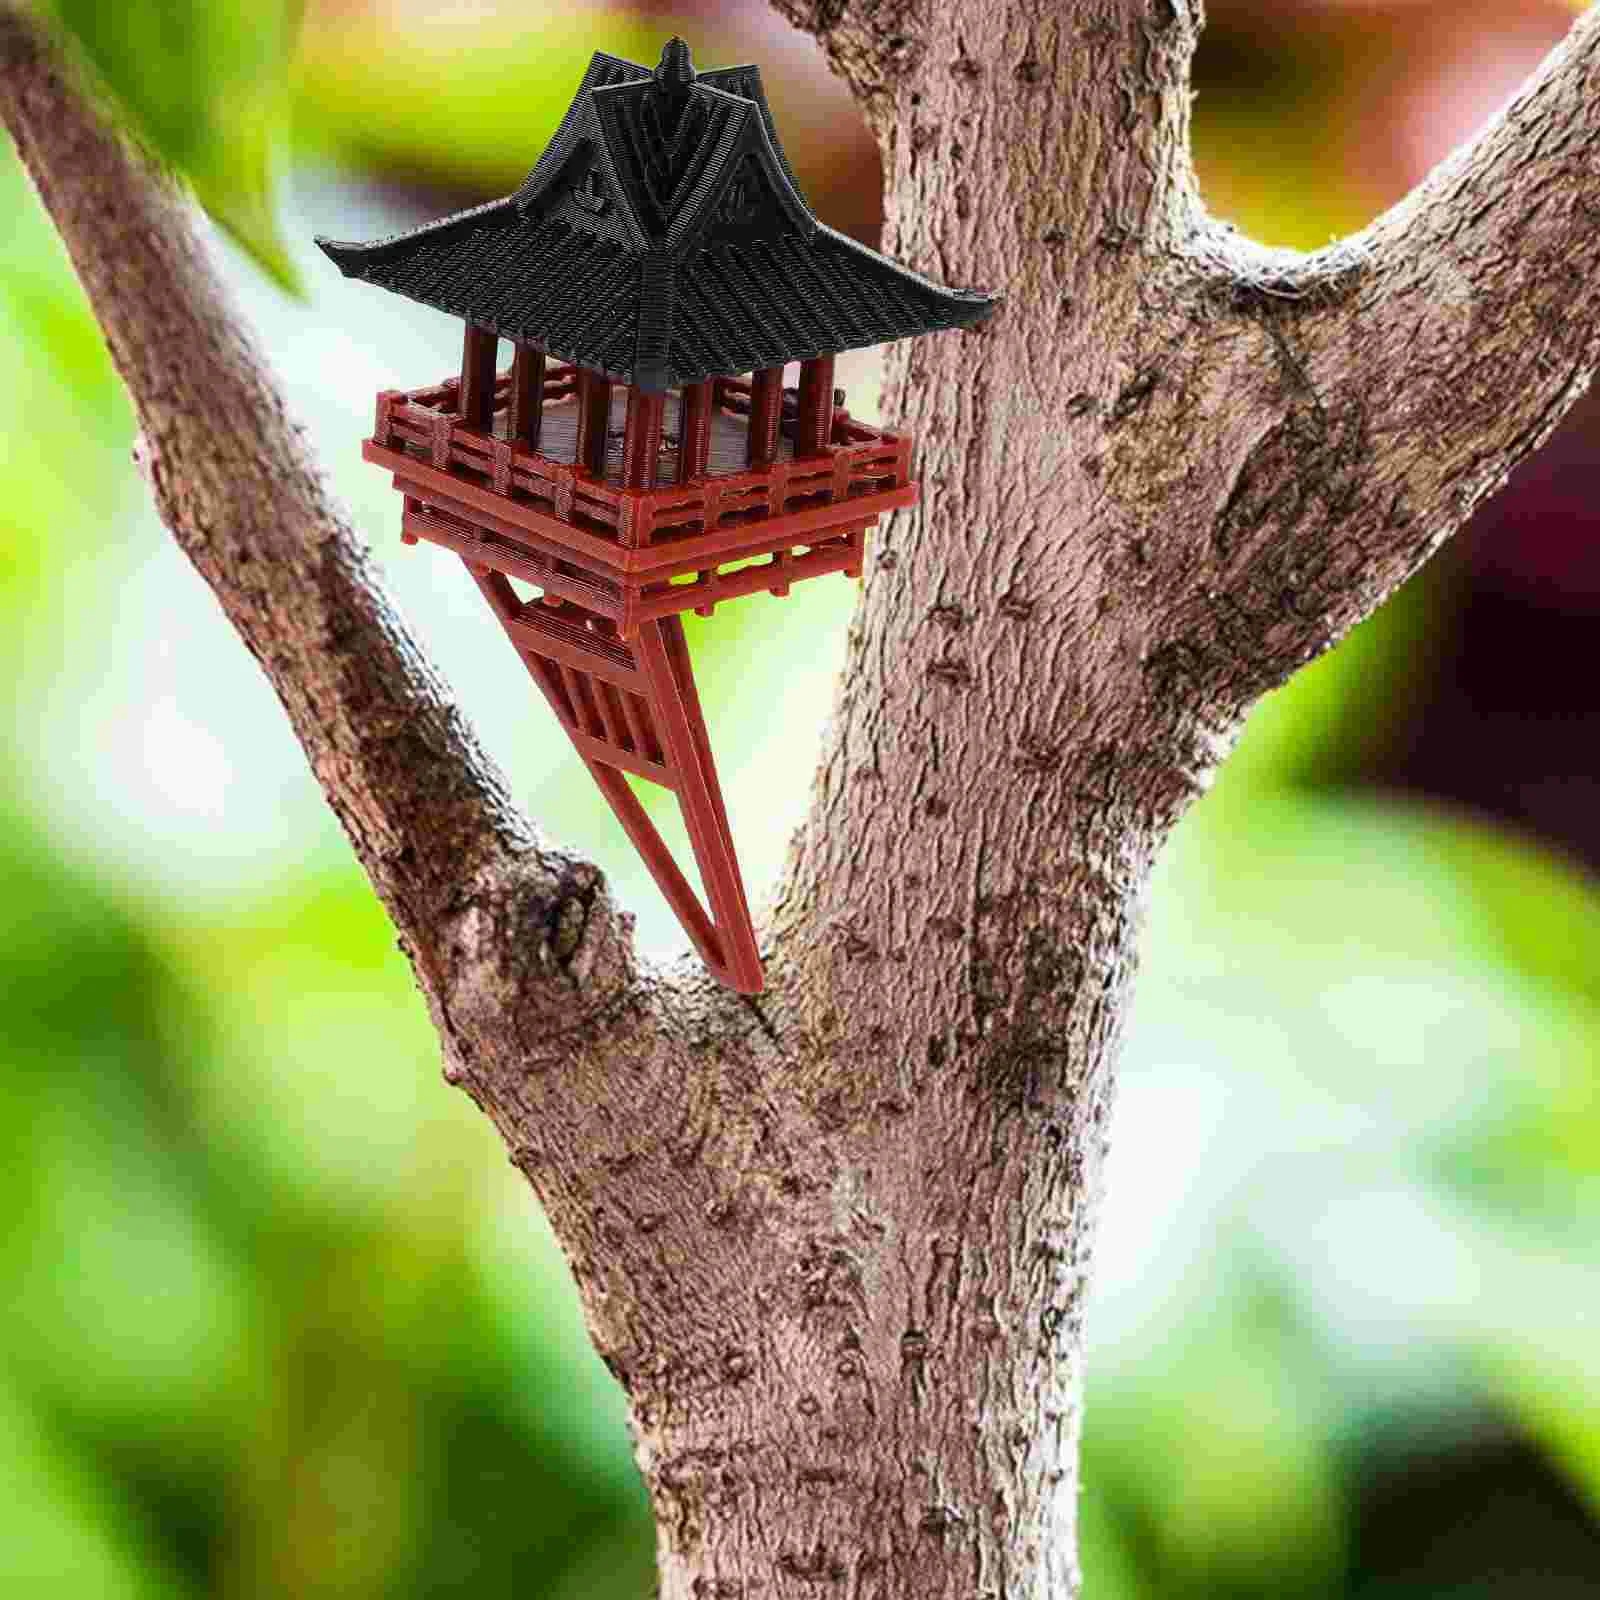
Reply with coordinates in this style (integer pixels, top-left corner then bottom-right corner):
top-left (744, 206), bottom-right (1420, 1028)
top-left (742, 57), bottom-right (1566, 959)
top-left (773, 0), bottom-right (1203, 260)
top-left (1165, 4), bottom-right (1600, 709)
top-left (0, 8), bottom-right (643, 1042)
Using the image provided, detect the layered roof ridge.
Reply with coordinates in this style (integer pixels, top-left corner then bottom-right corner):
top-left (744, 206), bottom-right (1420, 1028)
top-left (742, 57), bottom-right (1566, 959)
top-left (317, 39), bottom-right (996, 389)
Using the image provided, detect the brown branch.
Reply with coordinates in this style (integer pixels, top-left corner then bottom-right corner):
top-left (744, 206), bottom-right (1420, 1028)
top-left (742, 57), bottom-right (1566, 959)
top-left (1163, 5), bottom-right (1600, 710)
top-left (0, 8), bottom-right (644, 1049)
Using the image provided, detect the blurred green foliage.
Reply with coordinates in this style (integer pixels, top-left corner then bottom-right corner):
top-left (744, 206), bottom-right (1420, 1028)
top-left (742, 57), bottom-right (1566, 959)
top-left (28, 0), bottom-right (302, 290)
top-left (291, 8), bottom-right (659, 201)
top-left (2, 3), bottom-right (1597, 1597)
top-left (0, 795), bottom-right (655, 1596)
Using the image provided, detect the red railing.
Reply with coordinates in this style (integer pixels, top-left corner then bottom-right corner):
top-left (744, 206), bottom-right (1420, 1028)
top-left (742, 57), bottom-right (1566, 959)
top-left (369, 365), bottom-right (913, 552)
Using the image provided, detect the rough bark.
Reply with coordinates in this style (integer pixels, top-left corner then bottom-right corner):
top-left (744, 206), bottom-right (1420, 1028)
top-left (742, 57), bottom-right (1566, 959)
top-left (5, 2), bottom-right (1599, 1596)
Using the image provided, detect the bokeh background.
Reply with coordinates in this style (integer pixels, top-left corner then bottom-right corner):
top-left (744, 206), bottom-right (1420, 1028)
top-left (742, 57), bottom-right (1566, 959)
top-left (3, 1), bottom-right (1598, 1595)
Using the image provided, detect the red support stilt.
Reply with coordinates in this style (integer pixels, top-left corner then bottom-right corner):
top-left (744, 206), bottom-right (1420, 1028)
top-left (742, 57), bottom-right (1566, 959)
top-left (465, 561), bottom-right (763, 992)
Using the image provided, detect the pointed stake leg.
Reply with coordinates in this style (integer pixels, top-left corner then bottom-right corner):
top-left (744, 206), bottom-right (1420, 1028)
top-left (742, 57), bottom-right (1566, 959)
top-left (656, 618), bottom-right (748, 923)
top-left (462, 559), bottom-right (760, 992)
top-left (582, 759), bottom-right (729, 979)
top-left (632, 618), bottom-right (764, 992)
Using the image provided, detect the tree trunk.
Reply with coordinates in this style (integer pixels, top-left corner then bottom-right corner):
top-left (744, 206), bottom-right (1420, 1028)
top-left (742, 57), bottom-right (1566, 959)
top-left (5, 2), bottom-right (1600, 1595)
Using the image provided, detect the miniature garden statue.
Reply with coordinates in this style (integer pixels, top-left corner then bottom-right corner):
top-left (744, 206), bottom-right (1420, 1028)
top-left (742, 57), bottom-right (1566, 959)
top-left (317, 40), bottom-right (995, 991)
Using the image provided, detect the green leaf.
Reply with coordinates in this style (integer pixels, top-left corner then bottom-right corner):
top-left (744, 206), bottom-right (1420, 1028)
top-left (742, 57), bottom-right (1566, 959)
top-left (1481, 1346), bottom-right (1600, 1512)
top-left (31, 0), bottom-right (303, 293)
top-left (0, 1377), bottom-right (171, 1599)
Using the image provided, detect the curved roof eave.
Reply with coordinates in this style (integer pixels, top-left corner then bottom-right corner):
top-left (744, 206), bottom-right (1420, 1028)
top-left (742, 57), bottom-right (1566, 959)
top-left (315, 193), bottom-right (520, 275)
top-left (816, 221), bottom-right (1001, 323)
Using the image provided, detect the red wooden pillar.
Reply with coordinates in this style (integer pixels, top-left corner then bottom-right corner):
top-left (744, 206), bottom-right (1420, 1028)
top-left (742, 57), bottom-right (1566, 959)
top-left (678, 380), bottom-right (713, 482)
top-left (509, 344), bottom-right (545, 450)
top-left (747, 366), bottom-right (783, 467)
top-left (622, 388), bottom-right (665, 489)
top-left (459, 325), bottom-right (498, 430)
top-left (575, 368), bottom-right (613, 477)
top-left (795, 355), bottom-right (836, 457)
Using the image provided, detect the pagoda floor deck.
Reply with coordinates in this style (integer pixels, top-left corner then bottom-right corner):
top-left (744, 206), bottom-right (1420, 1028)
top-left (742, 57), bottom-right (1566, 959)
top-left (503, 389), bottom-right (796, 487)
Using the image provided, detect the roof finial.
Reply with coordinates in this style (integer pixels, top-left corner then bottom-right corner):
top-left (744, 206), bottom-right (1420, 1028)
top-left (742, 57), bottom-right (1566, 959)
top-left (654, 37), bottom-right (696, 96)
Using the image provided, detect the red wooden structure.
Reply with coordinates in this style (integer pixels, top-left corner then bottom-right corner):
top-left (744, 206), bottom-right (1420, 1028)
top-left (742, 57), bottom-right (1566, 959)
top-left (320, 39), bottom-right (994, 991)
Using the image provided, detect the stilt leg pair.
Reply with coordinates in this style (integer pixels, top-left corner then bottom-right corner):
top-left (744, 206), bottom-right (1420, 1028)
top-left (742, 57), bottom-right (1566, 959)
top-left (467, 561), bottom-right (763, 992)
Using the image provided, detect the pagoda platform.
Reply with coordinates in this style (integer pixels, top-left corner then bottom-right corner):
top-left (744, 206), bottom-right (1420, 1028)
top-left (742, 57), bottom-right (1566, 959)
top-left (364, 362), bottom-right (915, 634)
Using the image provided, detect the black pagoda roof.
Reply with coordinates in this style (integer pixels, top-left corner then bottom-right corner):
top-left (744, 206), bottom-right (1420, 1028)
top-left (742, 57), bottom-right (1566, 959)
top-left (316, 39), bottom-right (997, 390)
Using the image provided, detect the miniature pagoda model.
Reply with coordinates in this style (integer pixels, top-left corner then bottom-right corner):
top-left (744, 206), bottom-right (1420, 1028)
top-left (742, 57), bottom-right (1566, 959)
top-left (318, 39), bottom-right (995, 993)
